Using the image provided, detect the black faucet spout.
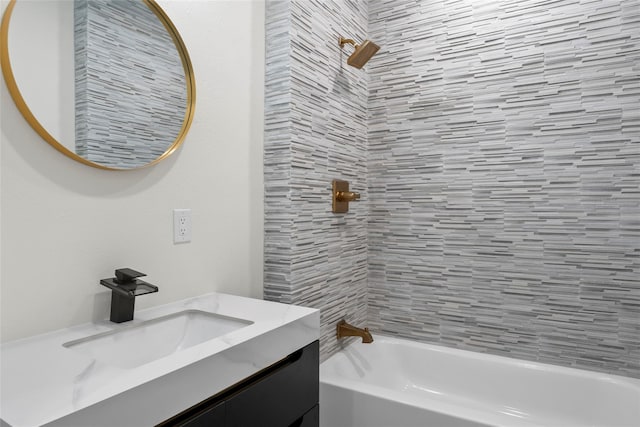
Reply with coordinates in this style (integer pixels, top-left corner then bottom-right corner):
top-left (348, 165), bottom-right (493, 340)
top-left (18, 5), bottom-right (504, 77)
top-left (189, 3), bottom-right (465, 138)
top-left (109, 292), bottom-right (136, 323)
top-left (100, 268), bottom-right (158, 323)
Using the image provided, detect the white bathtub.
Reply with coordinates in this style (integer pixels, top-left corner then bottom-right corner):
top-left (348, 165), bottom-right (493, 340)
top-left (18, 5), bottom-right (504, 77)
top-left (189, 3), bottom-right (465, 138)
top-left (319, 335), bottom-right (640, 427)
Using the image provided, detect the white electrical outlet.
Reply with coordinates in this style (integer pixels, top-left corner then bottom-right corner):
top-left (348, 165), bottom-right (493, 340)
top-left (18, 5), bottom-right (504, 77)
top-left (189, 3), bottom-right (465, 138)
top-left (173, 209), bottom-right (192, 243)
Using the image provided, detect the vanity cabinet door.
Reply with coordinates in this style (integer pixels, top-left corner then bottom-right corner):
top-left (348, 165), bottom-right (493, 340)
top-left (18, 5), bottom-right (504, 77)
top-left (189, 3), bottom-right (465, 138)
top-left (160, 340), bottom-right (319, 427)
top-left (226, 340), bottom-right (319, 427)
top-left (290, 405), bottom-right (319, 427)
top-left (176, 401), bottom-right (225, 427)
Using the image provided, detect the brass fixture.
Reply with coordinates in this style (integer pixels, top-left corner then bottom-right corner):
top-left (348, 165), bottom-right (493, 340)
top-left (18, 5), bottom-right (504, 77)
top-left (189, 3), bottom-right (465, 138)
top-left (0, 0), bottom-right (196, 171)
top-left (332, 179), bottom-right (360, 213)
top-left (337, 320), bottom-right (373, 343)
top-left (339, 36), bottom-right (380, 69)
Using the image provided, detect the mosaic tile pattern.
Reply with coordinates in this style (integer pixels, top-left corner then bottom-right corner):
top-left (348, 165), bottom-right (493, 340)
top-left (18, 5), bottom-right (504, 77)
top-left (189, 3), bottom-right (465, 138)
top-left (74, 0), bottom-right (186, 168)
top-left (367, 0), bottom-right (640, 378)
top-left (265, 0), bottom-right (640, 376)
top-left (264, 0), bottom-right (370, 360)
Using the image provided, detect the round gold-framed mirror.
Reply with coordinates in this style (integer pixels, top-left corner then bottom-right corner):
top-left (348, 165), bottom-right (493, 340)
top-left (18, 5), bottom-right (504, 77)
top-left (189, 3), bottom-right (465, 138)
top-left (1, 0), bottom-right (196, 170)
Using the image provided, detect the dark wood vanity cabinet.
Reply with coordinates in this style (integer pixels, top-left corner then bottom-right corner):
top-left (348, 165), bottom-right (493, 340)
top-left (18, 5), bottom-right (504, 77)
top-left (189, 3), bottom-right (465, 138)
top-left (160, 340), bottom-right (319, 427)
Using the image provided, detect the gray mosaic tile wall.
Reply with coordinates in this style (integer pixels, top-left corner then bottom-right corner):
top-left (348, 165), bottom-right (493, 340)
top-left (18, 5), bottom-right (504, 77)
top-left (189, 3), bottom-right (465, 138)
top-left (367, 0), bottom-right (640, 377)
top-left (74, 0), bottom-right (186, 168)
top-left (264, 0), bottom-right (370, 360)
top-left (264, 0), bottom-right (640, 376)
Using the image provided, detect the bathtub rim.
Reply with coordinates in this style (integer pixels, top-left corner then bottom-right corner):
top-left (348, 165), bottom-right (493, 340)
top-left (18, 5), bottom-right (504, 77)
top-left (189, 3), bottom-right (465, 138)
top-left (320, 334), bottom-right (640, 427)
top-left (323, 334), bottom-right (640, 386)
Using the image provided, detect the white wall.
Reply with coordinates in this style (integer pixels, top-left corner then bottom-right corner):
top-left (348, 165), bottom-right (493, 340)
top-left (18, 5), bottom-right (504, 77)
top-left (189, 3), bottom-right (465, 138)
top-left (9, 0), bottom-right (75, 145)
top-left (0, 0), bottom-right (265, 342)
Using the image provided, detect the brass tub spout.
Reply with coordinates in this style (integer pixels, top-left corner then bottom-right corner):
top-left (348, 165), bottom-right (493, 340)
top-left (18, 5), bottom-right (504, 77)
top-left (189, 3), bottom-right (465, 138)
top-left (337, 319), bottom-right (373, 343)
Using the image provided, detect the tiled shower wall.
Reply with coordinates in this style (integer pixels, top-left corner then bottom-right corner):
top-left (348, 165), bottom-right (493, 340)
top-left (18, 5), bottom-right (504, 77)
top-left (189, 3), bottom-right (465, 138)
top-left (265, 0), bottom-right (640, 376)
top-left (264, 0), bottom-right (369, 359)
top-left (367, 0), bottom-right (640, 377)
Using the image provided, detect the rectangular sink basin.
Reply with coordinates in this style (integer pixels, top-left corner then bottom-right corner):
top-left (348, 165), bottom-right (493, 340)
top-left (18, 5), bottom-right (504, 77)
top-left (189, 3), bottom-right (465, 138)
top-left (63, 310), bottom-right (253, 369)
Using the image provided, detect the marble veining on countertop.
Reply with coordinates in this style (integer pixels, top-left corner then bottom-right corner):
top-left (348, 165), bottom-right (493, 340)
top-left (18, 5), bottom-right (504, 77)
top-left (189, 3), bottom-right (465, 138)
top-left (0, 292), bottom-right (319, 427)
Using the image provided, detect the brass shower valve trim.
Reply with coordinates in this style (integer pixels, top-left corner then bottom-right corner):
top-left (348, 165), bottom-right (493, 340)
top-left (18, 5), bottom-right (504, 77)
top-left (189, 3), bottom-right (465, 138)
top-left (332, 179), bottom-right (360, 213)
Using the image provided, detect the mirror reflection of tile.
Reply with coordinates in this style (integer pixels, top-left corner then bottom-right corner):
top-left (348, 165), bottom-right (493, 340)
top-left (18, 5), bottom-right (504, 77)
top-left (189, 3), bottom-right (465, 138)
top-left (74, 0), bottom-right (186, 169)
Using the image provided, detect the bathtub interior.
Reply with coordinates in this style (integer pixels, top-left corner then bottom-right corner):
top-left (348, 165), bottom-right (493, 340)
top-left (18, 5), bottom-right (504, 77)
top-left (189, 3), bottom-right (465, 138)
top-left (320, 336), bottom-right (640, 427)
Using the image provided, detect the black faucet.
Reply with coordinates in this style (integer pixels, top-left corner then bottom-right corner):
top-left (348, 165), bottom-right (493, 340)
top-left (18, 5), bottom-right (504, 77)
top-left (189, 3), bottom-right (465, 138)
top-left (100, 268), bottom-right (159, 323)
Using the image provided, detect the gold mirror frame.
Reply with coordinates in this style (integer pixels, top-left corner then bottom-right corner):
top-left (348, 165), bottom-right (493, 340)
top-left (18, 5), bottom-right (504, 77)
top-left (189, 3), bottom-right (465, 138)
top-left (0, 0), bottom-right (196, 171)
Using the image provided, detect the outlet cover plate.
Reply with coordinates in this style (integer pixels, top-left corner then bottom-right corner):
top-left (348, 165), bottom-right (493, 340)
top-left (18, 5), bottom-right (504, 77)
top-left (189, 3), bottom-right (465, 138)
top-left (173, 209), bottom-right (192, 243)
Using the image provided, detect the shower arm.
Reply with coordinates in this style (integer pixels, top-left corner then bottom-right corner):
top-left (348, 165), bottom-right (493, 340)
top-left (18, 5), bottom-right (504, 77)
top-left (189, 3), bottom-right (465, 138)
top-left (339, 37), bottom-right (358, 49)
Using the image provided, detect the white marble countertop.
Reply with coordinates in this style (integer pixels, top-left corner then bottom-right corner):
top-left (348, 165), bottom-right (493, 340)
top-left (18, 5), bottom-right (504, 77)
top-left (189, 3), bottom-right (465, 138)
top-left (0, 292), bottom-right (320, 427)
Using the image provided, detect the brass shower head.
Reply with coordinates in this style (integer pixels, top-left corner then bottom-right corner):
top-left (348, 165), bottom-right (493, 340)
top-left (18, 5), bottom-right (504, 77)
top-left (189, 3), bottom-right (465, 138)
top-left (339, 36), bottom-right (380, 69)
